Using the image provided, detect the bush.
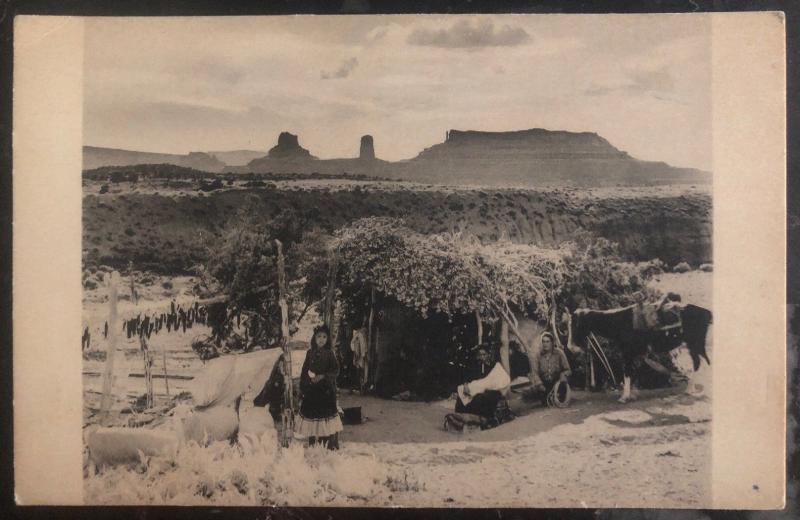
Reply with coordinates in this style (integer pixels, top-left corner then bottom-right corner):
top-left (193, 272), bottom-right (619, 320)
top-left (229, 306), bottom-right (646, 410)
top-left (672, 262), bottom-right (691, 273)
top-left (699, 263), bottom-right (713, 272)
top-left (199, 179), bottom-right (224, 192)
top-left (202, 197), bottom-right (315, 348)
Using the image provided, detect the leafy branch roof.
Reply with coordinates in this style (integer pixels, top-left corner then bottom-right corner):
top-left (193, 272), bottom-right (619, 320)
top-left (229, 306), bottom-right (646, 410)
top-left (333, 217), bottom-right (571, 319)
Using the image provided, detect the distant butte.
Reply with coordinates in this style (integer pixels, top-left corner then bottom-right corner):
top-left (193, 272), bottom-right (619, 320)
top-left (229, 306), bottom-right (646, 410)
top-left (359, 135), bottom-right (375, 160)
top-left (83, 127), bottom-right (711, 186)
top-left (267, 132), bottom-right (316, 159)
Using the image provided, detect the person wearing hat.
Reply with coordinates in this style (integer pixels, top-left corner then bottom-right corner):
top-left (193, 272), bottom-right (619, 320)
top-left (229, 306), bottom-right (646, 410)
top-left (531, 332), bottom-right (571, 406)
top-left (294, 324), bottom-right (343, 449)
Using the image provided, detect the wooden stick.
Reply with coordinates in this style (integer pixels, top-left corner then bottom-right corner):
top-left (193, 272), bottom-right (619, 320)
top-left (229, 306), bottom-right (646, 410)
top-left (276, 239), bottom-right (293, 446)
top-left (140, 334), bottom-right (154, 409)
top-left (323, 249), bottom-right (337, 331)
top-left (162, 343), bottom-right (170, 397)
top-left (499, 318), bottom-right (510, 378)
top-left (475, 310), bottom-right (483, 346)
top-left (99, 272), bottom-right (119, 423)
top-left (128, 373), bottom-right (192, 380)
top-left (128, 260), bottom-right (137, 305)
top-left (366, 287), bottom-right (375, 391)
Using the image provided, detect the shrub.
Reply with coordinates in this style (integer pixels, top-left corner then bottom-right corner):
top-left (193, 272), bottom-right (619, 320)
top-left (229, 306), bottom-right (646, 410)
top-left (199, 179), bottom-right (224, 192)
top-left (672, 262), bottom-right (691, 273)
top-left (699, 263), bottom-right (713, 272)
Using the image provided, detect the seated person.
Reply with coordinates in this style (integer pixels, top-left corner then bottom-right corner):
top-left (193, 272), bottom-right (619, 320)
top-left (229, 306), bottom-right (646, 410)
top-left (509, 341), bottom-right (531, 379)
top-left (254, 353), bottom-right (287, 441)
top-left (530, 332), bottom-right (572, 405)
top-left (455, 347), bottom-right (511, 421)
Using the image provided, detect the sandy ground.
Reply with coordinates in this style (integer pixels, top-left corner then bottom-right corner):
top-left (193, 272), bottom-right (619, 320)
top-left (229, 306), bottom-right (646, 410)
top-left (339, 393), bottom-right (710, 507)
top-left (83, 270), bottom-right (713, 507)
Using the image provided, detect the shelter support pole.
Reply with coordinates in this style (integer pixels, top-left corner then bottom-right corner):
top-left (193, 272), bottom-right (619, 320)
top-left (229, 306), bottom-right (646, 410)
top-left (475, 310), bottom-right (483, 346)
top-left (276, 239), bottom-right (293, 446)
top-left (323, 249), bottom-right (338, 331)
top-left (99, 272), bottom-right (119, 424)
top-left (499, 319), bottom-right (510, 378)
top-left (551, 300), bottom-right (564, 350)
top-left (366, 287), bottom-right (375, 392)
top-left (494, 304), bottom-right (533, 359)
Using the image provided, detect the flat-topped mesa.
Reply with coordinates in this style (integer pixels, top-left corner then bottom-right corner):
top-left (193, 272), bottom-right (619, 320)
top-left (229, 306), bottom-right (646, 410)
top-left (431, 128), bottom-right (628, 158)
top-left (267, 131), bottom-right (315, 159)
top-left (359, 135), bottom-right (375, 160)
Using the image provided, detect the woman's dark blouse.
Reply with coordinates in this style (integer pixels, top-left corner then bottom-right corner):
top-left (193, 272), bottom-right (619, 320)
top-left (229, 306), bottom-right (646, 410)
top-left (299, 346), bottom-right (340, 419)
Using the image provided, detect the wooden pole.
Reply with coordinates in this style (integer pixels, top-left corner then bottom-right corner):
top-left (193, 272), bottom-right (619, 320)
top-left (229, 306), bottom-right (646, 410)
top-left (276, 239), bottom-right (293, 446)
top-left (162, 343), bottom-right (170, 398)
top-left (128, 260), bottom-right (137, 305)
top-left (99, 272), bottom-right (119, 423)
top-left (499, 318), bottom-right (510, 377)
top-left (323, 249), bottom-right (338, 330)
top-left (366, 287), bottom-right (375, 391)
top-left (475, 310), bottom-right (483, 346)
top-left (323, 249), bottom-right (339, 352)
top-left (139, 334), bottom-right (154, 409)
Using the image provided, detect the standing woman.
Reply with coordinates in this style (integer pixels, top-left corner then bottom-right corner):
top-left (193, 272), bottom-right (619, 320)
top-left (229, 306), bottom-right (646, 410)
top-left (295, 325), bottom-right (343, 449)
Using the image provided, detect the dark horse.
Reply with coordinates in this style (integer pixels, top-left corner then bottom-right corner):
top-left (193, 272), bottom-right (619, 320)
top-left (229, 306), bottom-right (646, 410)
top-left (568, 303), bottom-right (712, 402)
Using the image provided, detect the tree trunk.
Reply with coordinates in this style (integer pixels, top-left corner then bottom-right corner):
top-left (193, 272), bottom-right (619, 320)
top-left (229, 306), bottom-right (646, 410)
top-left (99, 272), bottom-right (119, 423)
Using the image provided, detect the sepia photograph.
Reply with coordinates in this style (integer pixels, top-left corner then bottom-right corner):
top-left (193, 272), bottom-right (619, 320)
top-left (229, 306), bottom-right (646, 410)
top-left (10, 12), bottom-right (787, 510)
top-left (74, 15), bottom-right (718, 507)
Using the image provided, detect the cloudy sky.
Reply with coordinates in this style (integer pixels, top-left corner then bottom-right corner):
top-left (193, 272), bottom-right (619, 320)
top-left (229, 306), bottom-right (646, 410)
top-left (84, 15), bottom-right (712, 170)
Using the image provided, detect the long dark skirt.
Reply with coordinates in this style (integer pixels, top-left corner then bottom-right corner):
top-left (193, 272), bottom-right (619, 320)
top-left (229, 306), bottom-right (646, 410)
top-left (455, 390), bottom-right (503, 418)
top-left (296, 381), bottom-right (342, 448)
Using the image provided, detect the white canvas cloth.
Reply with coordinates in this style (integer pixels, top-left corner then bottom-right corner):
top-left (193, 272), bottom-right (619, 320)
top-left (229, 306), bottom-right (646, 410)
top-left (458, 362), bottom-right (510, 406)
top-left (190, 350), bottom-right (275, 409)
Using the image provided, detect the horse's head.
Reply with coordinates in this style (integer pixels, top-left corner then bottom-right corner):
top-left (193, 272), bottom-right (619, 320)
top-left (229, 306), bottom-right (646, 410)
top-left (681, 304), bottom-right (713, 370)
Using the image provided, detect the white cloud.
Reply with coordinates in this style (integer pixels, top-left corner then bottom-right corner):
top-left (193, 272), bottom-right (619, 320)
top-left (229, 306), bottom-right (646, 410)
top-left (407, 19), bottom-right (530, 49)
top-left (321, 57), bottom-right (359, 80)
top-left (83, 15), bottom-right (712, 170)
